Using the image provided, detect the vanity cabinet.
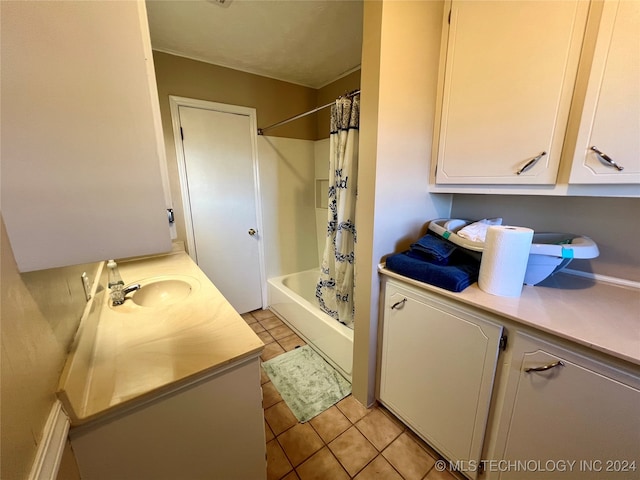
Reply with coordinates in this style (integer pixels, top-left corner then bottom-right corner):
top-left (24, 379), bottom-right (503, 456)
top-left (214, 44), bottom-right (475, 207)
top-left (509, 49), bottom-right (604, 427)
top-left (378, 272), bottom-right (640, 480)
top-left (569, 0), bottom-right (640, 184)
top-left (378, 279), bottom-right (504, 479)
top-left (1, 0), bottom-right (172, 272)
top-left (488, 332), bottom-right (640, 480)
top-left (434, 0), bottom-right (588, 185)
top-left (69, 357), bottom-right (266, 480)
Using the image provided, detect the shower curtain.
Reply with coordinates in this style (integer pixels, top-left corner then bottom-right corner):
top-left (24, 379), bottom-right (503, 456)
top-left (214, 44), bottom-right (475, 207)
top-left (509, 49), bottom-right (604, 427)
top-left (316, 93), bottom-right (359, 328)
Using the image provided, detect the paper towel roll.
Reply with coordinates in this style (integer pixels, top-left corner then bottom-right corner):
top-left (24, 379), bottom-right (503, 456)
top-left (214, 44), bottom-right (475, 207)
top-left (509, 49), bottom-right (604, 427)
top-left (478, 226), bottom-right (534, 297)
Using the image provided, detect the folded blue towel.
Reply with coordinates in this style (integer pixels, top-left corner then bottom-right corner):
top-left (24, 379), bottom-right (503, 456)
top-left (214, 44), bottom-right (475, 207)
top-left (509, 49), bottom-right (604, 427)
top-left (385, 252), bottom-right (479, 292)
top-left (410, 233), bottom-right (457, 265)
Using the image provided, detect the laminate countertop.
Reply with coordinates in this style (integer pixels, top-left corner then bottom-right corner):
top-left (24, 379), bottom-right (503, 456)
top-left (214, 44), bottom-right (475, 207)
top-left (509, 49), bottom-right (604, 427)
top-left (58, 248), bottom-right (264, 425)
top-left (380, 266), bottom-right (640, 367)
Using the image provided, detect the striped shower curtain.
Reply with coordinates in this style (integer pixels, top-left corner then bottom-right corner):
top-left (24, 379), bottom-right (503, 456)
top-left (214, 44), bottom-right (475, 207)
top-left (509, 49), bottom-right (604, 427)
top-left (316, 93), bottom-right (359, 328)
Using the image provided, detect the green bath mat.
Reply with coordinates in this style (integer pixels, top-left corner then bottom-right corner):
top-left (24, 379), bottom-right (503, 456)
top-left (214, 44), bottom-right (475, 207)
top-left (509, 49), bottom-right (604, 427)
top-left (262, 345), bottom-right (351, 422)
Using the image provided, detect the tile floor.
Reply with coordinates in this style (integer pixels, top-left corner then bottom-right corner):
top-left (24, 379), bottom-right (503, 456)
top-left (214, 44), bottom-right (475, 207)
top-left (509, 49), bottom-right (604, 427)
top-left (242, 310), bottom-right (460, 480)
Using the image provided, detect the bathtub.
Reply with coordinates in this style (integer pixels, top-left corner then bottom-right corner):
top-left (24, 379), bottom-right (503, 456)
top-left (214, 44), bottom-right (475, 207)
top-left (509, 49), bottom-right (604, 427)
top-left (267, 269), bottom-right (353, 381)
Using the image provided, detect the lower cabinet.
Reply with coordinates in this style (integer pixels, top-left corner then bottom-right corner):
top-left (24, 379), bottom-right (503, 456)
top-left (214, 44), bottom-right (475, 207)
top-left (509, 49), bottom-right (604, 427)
top-left (488, 332), bottom-right (640, 480)
top-left (379, 276), bottom-right (640, 480)
top-left (379, 279), bottom-right (504, 479)
top-left (69, 357), bottom-right (266, 480)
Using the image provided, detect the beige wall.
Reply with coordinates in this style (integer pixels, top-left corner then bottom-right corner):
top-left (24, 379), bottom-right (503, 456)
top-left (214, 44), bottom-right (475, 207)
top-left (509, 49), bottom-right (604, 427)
top-left (315, 70), bottom-right (362, 140)
top-left (152, 51), bottom-right (360, 251)
top-left (0, 217), bottom-right (98, 480)
top-left (450, 195), bottom-right (640, 282)
top-left (353, 0), bottom-right (453, 406)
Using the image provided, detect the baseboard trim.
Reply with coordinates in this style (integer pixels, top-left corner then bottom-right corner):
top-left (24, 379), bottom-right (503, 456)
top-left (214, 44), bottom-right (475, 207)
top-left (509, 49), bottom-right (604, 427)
top-left (29, 400), bottom-right (70, 480)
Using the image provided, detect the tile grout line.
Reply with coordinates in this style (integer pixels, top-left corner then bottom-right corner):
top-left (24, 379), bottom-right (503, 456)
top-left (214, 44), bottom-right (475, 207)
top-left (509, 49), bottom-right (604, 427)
top-left (251, 311), bottom-right (456, 480)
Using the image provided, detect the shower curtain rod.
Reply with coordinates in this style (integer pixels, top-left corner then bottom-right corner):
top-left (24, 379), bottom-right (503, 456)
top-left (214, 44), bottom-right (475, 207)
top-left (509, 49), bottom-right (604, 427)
top-left (257, 89), bottom-right (360, 136)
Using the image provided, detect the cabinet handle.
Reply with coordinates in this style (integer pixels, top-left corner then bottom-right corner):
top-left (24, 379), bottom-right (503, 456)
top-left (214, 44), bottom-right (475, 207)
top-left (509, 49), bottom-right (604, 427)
top-left (590, 146), bottom-right (624, 171)
top-left (391, 298), bottom-right (407, 310)
top-left (516, 151), bottom-right (547, 175)
top-left (525, 360), bottom-right (564, 373)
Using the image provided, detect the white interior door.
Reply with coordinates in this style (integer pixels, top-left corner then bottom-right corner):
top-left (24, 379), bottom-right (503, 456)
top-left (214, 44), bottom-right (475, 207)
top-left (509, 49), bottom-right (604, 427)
top-left (173, 99), bottom-right (263, 314)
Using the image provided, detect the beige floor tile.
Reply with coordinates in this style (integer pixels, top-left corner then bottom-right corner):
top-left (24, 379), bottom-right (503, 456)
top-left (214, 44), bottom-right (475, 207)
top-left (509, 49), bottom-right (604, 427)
top-left (260, 316), bottom-right (286, 330)
top-left (278, 334), bottom-right (306, 352)
top-left (258, 330), bottom-right (276, 344)
top-left (269, 324), bottom-right (295, 340)
top-left (265, 420), bottom-right (275, 443)
top-left (265, 401), bottom-right (298, 436)
top-left (253, 309), bottom-right (277, 321)
top-left (241, 312), bottom-right (258, 324)
top-left (261, 342), bottom-right (286, 361)
top-left (262, 382), bottom-right (283, 409)
top-left (267, 439), bottom-right (293, 480)
top-left (424, 467), bottom-right (460, 480)
top-left (250, 322), bottom-right (266, 334)
top-left (260, 365), bottom-right (270, 385)
top-left (281, 471), bottom-right (301, 480)
top-left (356, 408), bottom-right (403, 451)
top-left (296, 447), bottom-right (350, 480)
top-left (328, 426), bottom-right (378, 477)
top-left (353, 455), bottom-right (404, 480)
top-left (403, 428), bottom-right (442, 461)
top-left (337, 395), bottom-right (372, 424)
top-left (309, 405), bottom-right (352, 443)
top-left (382, 432), bottom-right (436, 480)
top-left (278, 423), bottom-right (324, 467)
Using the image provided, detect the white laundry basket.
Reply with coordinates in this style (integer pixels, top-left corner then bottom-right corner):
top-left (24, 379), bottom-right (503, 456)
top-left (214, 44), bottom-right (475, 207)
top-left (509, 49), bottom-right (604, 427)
top-left (428, 219), bottom-right (599, 285)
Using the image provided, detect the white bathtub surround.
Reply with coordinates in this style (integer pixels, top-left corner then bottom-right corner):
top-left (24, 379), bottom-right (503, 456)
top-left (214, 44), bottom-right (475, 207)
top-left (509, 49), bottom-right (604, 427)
top-left (57, 247), bottom-right (266, 479)
top-left (257, 136), bottom-right (319, 280)
top-left (268, 269), bottom-right (354, 381)
top-left (317, 93), bottom-right (360, 327)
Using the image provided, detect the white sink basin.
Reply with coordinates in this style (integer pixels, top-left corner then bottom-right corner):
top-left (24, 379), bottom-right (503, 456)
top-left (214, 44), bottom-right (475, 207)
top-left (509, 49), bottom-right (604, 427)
top-left (108, 275), bottom-right (201, 311)
top-left (132, 279), bottom-right (194, 307)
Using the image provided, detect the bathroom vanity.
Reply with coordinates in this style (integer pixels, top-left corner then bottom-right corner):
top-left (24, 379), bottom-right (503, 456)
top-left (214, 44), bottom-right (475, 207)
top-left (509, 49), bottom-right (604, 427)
top-left (378, 268), bottom-right (640, 480)
top-left (57, 246), bottom-right (266, 480)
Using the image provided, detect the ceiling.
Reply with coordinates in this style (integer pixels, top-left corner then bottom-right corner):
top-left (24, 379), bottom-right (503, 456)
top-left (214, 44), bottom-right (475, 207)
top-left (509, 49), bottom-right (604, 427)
top-left (145, 0), bottom-right (364, 89)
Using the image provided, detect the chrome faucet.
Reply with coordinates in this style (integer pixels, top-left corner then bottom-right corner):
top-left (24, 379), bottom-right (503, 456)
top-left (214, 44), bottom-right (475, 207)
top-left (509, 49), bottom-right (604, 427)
top-left (123, 283), bottom-right (141, 296)
top-left (111, 283), bottom-right (141, 306)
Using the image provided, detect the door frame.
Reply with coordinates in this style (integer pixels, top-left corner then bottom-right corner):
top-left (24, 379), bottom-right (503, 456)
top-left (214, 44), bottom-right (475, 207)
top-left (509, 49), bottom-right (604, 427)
top-left (168, 95), bottom-right (267, 309)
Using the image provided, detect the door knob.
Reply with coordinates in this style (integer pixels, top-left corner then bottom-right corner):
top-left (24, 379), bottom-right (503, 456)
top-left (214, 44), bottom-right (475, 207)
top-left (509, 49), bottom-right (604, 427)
top-left (248, 228), bottom-right (257, 236)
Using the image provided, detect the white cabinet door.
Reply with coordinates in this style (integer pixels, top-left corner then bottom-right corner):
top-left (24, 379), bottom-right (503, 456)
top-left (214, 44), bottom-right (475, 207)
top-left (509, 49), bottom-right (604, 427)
top-left (435, 0), bottom-right (588, 185)
top-left (490, 332), bottom-right (640, 480)
top-left (569, 0), bottom-right (640, 185)
top-left (175, 103), bottom-right (263, 314)
top-left (379, 279), bottom-right (503, 477)
top-left (1, 1), bottom-right (171, 272)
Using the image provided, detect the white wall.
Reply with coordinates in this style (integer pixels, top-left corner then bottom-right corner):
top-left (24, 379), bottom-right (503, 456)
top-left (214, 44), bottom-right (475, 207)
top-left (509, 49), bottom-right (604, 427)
top-left (314, 138), bottom-right (331, 266)
top-left (353, 1), bottom-right (453, 406)
top-left (258, 136), bottom-right (319, 279)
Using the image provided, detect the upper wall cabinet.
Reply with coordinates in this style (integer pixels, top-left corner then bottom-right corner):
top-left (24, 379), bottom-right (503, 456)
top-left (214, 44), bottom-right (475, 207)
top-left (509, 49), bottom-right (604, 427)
top-left (569, 0), bottom-right (640, 184)
top-left (1, 1), bottom-right (172, 272)
top-left (434, 0), bottom-right (588, 185)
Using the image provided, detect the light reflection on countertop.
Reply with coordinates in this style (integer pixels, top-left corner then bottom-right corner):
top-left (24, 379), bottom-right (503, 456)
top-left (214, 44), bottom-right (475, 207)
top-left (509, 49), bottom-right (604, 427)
top-left (380, 266), bottom-right (640, 367)
top-left (58, 248), bottom-right (264, 425)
